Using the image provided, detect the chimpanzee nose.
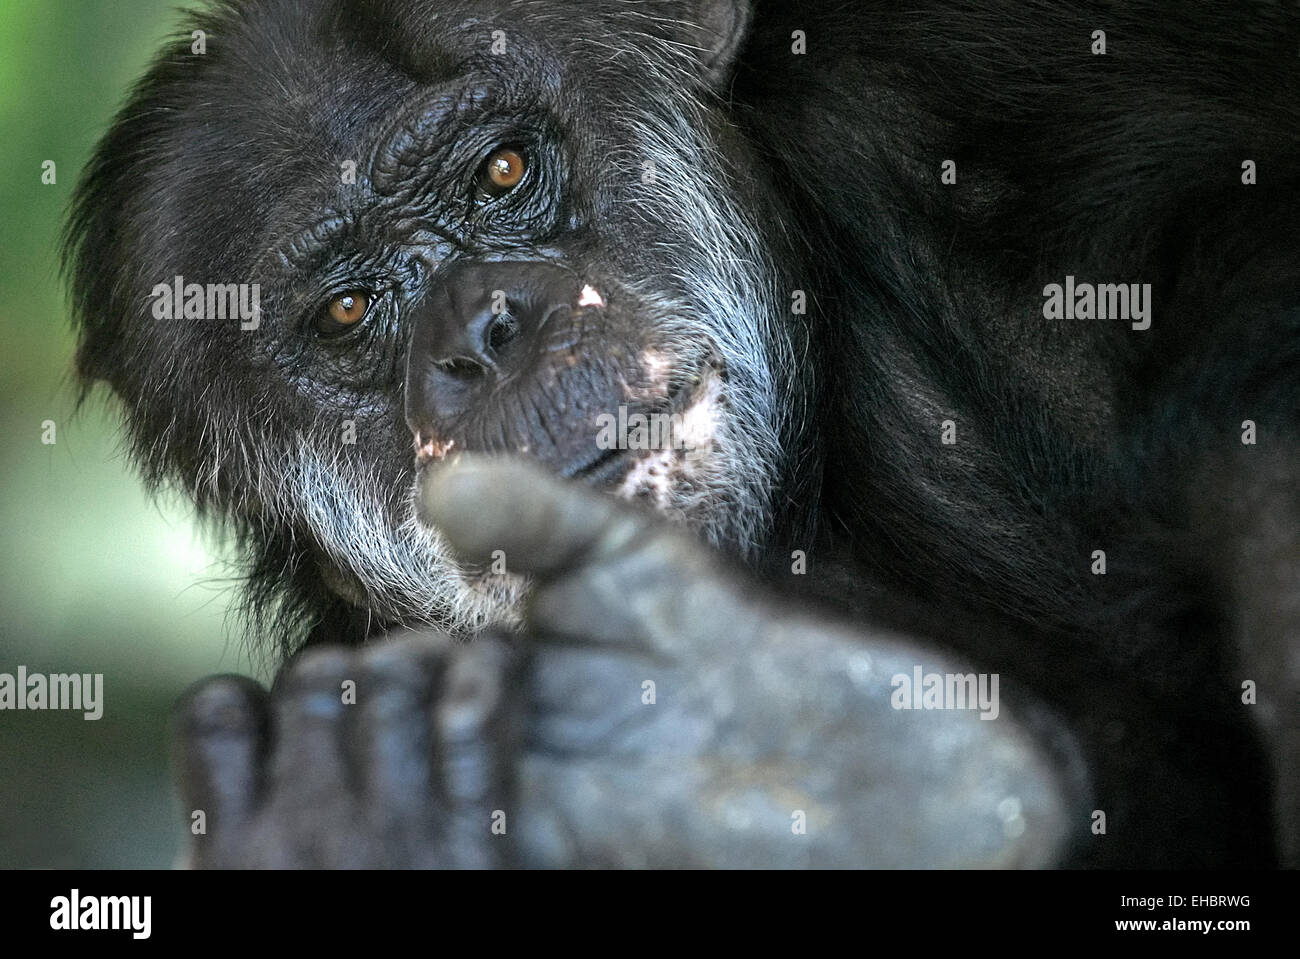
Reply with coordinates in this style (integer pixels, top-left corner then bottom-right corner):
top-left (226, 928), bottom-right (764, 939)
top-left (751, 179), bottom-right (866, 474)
top-left (405, 261), bottom-right (585, 434)
top-left (419, 264), bottom-right (550, 373)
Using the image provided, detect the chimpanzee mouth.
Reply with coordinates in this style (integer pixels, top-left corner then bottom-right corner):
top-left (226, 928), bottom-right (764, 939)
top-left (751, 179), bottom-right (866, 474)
top-left (414, 351), bottom-right (727, 499)
top-left (565, 446), bottom-right (630, 485)
top-left (569, 350), bottom-right (728, 494)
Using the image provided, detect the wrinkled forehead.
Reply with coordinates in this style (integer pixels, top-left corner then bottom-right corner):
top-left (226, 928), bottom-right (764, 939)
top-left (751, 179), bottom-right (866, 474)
top-left (201, 0), bottom-right (632, 148)
top-left (337, 0), bottom-right (660, 76)
top-left (144, 0), bottom-right (672, 269)
top-left (190, 0), bottom-right (685, 163)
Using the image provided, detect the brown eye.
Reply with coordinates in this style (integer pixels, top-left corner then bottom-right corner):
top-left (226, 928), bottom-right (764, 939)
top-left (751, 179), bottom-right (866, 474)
top-left (481, 147), bottom-right (527, 194)
top-left (320, 291), bottom-right (371, 333)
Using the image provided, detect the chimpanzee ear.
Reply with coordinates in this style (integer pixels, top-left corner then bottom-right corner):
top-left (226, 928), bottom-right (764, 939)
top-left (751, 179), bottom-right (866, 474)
top-left (681, 0), bottom-right (752, 88)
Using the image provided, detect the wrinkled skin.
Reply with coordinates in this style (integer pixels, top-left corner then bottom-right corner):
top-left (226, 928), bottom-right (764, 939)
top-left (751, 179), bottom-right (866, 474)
top-left (175, 457), bottom-right (1077, 868)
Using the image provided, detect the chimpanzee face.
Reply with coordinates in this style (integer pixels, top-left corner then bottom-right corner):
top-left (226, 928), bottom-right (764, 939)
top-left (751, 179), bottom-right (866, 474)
top-left (67, 0), bottom-right (809, 634)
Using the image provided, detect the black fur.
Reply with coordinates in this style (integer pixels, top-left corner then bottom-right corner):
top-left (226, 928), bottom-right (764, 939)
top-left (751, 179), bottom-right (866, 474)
top-left (66, 0), bottom-right (1299, 867)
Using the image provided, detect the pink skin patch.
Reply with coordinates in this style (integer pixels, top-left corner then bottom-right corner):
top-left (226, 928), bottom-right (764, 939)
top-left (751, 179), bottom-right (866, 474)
top-left (415, 433), bottom-right (456, 465)
top-left (617, 366), bottom-right (723, 507)
top-left (577, 284), bottom-right (606, 308)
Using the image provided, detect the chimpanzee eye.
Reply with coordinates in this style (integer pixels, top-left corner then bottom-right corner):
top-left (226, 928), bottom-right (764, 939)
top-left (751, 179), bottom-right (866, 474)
top-left (478, 146), bottom-right (527, 197)
top-left (316, 290), bottom-right (372, 336)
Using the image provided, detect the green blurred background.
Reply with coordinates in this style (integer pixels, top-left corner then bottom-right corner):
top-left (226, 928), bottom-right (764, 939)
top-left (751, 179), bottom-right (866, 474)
top-left (0, 1), bottom-right (269, 868)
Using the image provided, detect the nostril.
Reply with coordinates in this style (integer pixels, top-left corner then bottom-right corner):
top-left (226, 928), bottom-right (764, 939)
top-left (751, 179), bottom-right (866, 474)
top-left (486, 313), bottom-right (520, 355)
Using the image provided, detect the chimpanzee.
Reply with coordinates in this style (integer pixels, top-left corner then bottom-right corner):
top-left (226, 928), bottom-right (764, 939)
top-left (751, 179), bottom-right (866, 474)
top-left (65, 0), bottom-right (1299, 867)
